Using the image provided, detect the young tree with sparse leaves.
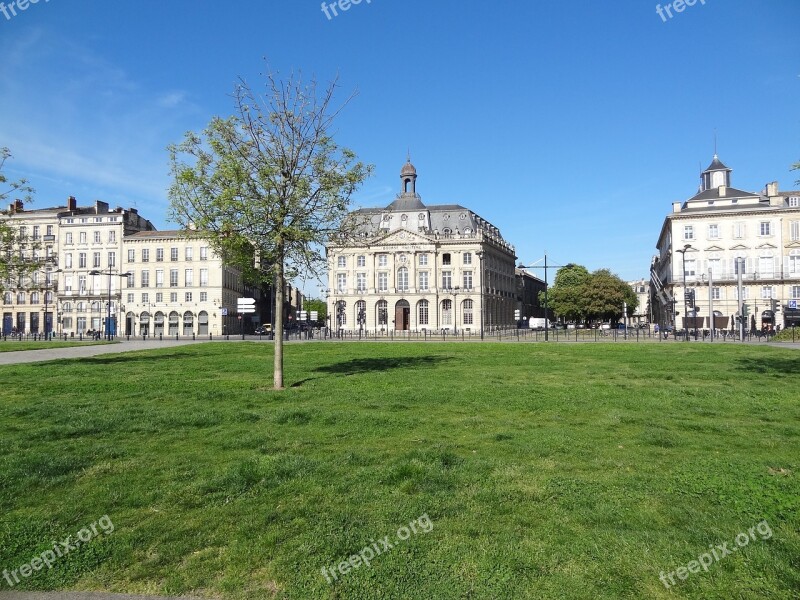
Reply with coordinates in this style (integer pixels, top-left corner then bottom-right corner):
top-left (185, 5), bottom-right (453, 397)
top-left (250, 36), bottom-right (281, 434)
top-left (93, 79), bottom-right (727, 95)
top-left (168, 69), bottom-right (371, 390)
top-left (0, 147), bottom-right (39, 293)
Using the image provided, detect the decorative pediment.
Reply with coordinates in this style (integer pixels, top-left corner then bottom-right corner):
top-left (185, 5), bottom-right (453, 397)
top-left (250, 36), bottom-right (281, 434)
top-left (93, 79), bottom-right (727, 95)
top-left (785, 241), bottom-right (800, 249)
top-left (755, 242), bottom-right (778, 250)
top-left (374, 228), bottom-right (434, 247)
top-left (729, 244), bottom-right (750, 251)
top-left (704, 245), bottom-right (725, 252)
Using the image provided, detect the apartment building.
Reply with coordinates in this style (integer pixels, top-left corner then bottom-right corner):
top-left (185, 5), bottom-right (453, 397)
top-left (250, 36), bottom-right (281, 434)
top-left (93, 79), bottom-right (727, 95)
top-left (326, 160), bottom-right (517, 333)
top-left (121, 230), bottom-right (255, 337)
top-left (652, 155), bottom-right (800, 330)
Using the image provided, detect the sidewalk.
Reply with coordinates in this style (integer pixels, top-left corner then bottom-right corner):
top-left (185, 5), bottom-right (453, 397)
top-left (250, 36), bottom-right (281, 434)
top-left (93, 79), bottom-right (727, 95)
top-left (0, 341), bottom-right (202, 366)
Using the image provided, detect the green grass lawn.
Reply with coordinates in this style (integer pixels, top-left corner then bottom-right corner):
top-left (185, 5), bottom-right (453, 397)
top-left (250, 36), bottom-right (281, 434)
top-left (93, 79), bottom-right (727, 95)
top-left (0, 342), bottom-right (798, 599)
top-left (0, 340), bottom-right (114, 352)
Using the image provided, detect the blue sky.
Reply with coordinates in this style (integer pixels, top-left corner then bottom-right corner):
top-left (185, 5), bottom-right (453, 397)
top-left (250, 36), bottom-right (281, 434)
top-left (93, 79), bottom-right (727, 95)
top-left (1, 0), bottom-right (798, 295)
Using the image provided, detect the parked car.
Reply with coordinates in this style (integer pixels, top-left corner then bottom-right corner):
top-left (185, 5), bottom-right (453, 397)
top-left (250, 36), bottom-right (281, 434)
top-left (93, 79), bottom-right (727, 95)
top-left (255, 324), bottom-right (272, 335)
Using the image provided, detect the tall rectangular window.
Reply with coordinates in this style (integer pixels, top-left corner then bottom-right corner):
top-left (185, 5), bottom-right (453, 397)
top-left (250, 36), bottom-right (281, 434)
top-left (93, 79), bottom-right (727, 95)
top-left (94, 231), bottom-right (101, 243)
top-left (79, 232), bottom-right (87, 244)
top-left (684, 260), bottom-right (696, 277)
top-left (109, 230), bottom-right (116, 243)
top-left (463, 271), bottom-right (473, 289)
top-left (156, 248), bottom-right (164, 262)
top-left (760, 286), bottom-right (774, 299)
top-left (65, 253), bottom-right (73, 269)
top-left (707, 224), bottom-right (719, 239)
top-left (357, 255), bottom-right (365, 267)
top-left (442, 270), bottom-right (452, 289)
top-left (185, 269), bottom-right (193, 286)
top-left (337, 273), bottom-right (347, 293)
top-left (378, 272), bottom-right (388, 292)
top-left (185, 247), bottom-right (193, 261)
top-left (397, 268), bottom-right (409, 291)
top-left (760, 221), bottom-right (772, 236)
top-left (733, 222), bottom-right (745, 239)
top-left (127, 249), bottom-right (135, 262)
top-left (170, 269), bottom-right (179, 287)
top-left (683, 226), bottom-right (694, 240)
top-left (792, 286), bottom-right (800, 299)
top-left (200, 246), bottom-right (208, 261)
top-left (418, 301), bottom-right (429, 326)
top-left (141, 270), bottom-right (150, 288)
top-left (93, 252), bottom-right (101, 268)
top-left (108, 252), bottom-right (116, 268)
top-left (170, 248), bottom-right (178, 261)
top-left (791, 221), bottom-right (800, 242)
top-left (711, 287), bottom-right (721, 300)
top-left (463, 252), bottom-right (472, 265)
top-left (66, 232), bottom-right (73, 244)
top-left (200, 269), bottom-right (209, 287)
top-left (142, 249), bottom-right (150, 262)
top-left (156, 269), bottom-right (164, 288)
top-left (418, 271), bottom-right (428, 291)
top-left (378, 254), bottom-right (388, 267)
top-left (356, 273), bottom-right (366, 292)
top-left (419, 254), bottom-right (428, 266)
top-left (463, 299), bottom-right (474, 325)
top-left (79, 253), bottom-right (87, 268)
top-left (337, 256), bottom-right (346, 268)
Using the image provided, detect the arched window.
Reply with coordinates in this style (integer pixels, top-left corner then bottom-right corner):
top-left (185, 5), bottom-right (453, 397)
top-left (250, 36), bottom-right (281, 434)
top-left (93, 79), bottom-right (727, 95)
top-left (355, 300), bottom-right (366, 327)
top-left (183, 311), bottom-right (194, 335)
top-left (418, 300), bottom-right (429, 326)
top-left (397, 267), bottom-right (409, 292)
top-left (462, 299), bottom-right (473, 325)
top-left (335, 301), bottom-right (347, 327)
top-left (30, 292), bottom-right (40, 304)
top-left (376, 300), bottom-right (388, 326)
top-left (168, 311), bottom-right (179, 335)
top-left (441, 299), bottom-right (452, 325)
top-left (154, 312), bottom-right (165, 335)
top-left (63, 302), bottom-right (72, 313)
top-left (198, 311), bottom-right (209, 335)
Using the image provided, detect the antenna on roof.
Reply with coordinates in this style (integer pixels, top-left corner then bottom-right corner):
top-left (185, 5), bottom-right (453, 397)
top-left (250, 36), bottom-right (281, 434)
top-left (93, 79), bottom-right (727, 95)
top-left (407, 148), bottom-right (411, 162)
top-left (713, 128), bottom-right (717, 157)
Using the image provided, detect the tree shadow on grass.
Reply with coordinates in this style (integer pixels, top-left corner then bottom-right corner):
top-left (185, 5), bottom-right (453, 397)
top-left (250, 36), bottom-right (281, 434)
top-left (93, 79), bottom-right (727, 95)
top-left (313, 355), bottom-right (454, 376)
top-left (43, 350), bottom-right (202, 367)
top-left (736, 356), bottom-right (800, 377)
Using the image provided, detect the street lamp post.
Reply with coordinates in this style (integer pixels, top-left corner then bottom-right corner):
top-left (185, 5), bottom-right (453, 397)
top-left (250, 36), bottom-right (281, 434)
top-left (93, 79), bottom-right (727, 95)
top-left (518, 254), bottom-right (563, 342)
top-left (89, 269), bottom-right (132, 341)
top-left (43, 267), bottom-right (62, 340)
top-left (451, 286), bottom-right (460, 334)
top-left (676, 244), bottom-right (693, 342)
top-left (476, 251), bottom-right (485, 339)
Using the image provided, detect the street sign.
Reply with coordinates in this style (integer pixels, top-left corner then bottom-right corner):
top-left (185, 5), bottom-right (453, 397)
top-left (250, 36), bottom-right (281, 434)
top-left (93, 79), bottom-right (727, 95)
top-left (221, 308), bottom-right (228, 316)
top-left (790, 300), bottom-right (798, 310)
top-left (310, 310), bottom-right (318, 321)
top-left (237, 298), bottom-right (256, 314)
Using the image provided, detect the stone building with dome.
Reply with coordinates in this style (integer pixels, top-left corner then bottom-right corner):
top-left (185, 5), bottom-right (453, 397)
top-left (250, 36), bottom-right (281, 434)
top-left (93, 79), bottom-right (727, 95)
top-left (325, 159), bottom-right (517, 333)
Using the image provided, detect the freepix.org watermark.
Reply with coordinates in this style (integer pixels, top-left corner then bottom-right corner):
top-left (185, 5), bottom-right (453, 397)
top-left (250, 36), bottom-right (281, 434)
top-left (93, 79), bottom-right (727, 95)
top-left (0, 0), bottom-right (50, 22)
top-left (2, 515), bottom-right (114, 588)
top-left (659, 519), bottom-right (773, 589)
top-left (321, 0), bottom-right (372, 21)
top-left (656, 0), bottom-right (706, 23)
top-left (321, 513), bottom-right (433, 584)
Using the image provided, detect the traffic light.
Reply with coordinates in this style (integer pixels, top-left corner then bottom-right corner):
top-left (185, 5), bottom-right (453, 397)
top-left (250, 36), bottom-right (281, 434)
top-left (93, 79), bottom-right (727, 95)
top-left (741, 303), bottom-right (749, 318)
top-left (771, 298), bottom-right (779, 313)
top-left (684, 289), bottom-right (695, 309)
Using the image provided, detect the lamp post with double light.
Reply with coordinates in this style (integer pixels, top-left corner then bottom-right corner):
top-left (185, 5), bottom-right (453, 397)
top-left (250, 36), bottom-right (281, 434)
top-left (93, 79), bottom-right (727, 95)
top-left (675, 244), bottom-right (693, 342)
top-left (42, 267), bottom-right (62, 339)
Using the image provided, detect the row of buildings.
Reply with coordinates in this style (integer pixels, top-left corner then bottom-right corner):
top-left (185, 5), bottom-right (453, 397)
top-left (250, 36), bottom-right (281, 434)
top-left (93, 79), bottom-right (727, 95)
top-left (1, 197), bottom-right (303, 337)
top-left (651, 156), bottom-right (800, 330)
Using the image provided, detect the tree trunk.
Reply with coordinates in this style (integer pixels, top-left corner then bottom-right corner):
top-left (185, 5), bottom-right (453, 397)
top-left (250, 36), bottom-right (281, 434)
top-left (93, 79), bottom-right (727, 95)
top-left (273, 248), bottom-right (285, 390)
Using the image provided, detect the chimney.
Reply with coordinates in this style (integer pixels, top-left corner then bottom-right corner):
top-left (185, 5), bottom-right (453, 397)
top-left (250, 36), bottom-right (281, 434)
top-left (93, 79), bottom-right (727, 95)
top-left (766, 181), bottom-right (779, 196)
top-left (94, 200), bottom-right (109, 214)
top-left (718, 185), bottom-right (727, 197)
top-left (672, 202), bottom-right (682, 213)
top-left (14, 199), bottom-right (23, 212)
top-left (67, 196), bottom-right (77, 211)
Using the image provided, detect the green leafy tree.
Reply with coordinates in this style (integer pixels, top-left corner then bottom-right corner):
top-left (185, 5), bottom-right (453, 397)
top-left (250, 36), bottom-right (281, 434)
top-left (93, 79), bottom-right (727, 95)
top-left (1, 147), bottom-right (39, 292)
top-left (303, 298), bottom-right (327, 324)
top-left (541, 264), bottom-right (590, 322)
top-left (584, 269), bottom-right (638, 322)
top-left (168, 69), bottom-right (371, 389)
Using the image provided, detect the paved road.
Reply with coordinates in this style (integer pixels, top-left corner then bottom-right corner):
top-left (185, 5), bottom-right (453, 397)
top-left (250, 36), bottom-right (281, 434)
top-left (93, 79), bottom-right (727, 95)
top-left (0, 341), bottom-right (202, 366)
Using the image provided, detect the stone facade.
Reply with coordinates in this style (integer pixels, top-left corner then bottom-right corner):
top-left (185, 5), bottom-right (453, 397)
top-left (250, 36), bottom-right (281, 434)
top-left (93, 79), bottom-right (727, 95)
top-left (326, 161), bottom-right (517, 333)
top-left (652, 156), bottom-right (800, 330)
